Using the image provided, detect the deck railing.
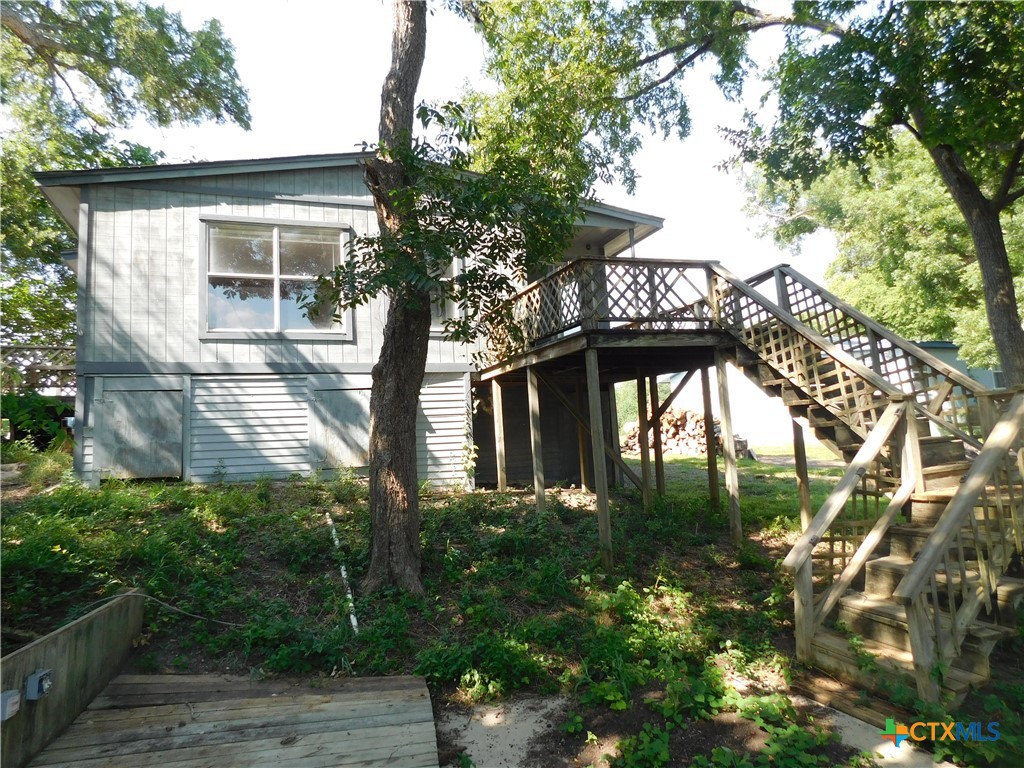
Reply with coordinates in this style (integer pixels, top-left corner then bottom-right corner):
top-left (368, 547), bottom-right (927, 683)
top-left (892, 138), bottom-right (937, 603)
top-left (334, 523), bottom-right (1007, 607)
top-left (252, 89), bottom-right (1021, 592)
top-left (484, 258), bottom-right (715, 361)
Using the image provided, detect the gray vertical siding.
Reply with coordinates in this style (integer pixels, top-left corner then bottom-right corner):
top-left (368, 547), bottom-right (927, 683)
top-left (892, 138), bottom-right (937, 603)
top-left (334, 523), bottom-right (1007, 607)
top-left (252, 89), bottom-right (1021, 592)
top-left (79, 166), bottom-right (476, 370)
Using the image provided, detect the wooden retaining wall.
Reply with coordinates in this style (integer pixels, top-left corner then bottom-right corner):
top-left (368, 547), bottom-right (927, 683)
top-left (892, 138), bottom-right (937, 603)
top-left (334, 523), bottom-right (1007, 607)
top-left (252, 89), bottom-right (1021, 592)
top-left (0, 590), bottom-right (145, 768)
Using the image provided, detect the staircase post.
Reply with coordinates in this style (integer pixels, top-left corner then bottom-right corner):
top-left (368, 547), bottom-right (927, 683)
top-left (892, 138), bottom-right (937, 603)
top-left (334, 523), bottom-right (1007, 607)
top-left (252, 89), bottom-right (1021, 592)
top-left (793, 421), bottom-right (813, 531)
top-left (794, 558), bottom-right (814, 663)
top-left (906, 596), bottom-right (941, 702)
top-left (716, 350), bottom-right (743, 546)
top-left (701, 366), bottom-right (721, 511)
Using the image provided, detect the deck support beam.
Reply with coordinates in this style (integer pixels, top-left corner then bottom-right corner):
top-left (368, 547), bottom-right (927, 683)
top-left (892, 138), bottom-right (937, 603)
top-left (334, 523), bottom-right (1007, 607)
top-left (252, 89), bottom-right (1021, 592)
top-left (716, 351), bottom-right (743, 546)
top-left (527, 366), bottom-right (545, 513)
top-left (491, 379), bottom-right (507, 492)
top-left (636, 373), bottom-right (653, 510)
top-left (649, 377), bottom-right (666, 496)
top-left (793, 420), bottom-right (813, 531)
top-left (586, 349), bottom-right (613, 567)
top-left (700, 366), bottom-right (720, 512)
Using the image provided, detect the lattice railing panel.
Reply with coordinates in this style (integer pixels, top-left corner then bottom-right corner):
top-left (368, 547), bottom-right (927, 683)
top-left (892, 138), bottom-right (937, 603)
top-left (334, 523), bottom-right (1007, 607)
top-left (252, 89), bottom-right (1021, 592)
top-left (709, 270), bottom-right (893, 438)
top-left (772, 268), bottom-right (990, 439)
top-left (484, 258), bottom-right (715, 362)
top-left (810, 453), bottom-right (899, 589)
top-left (1, 345), bottom-right (76, 396)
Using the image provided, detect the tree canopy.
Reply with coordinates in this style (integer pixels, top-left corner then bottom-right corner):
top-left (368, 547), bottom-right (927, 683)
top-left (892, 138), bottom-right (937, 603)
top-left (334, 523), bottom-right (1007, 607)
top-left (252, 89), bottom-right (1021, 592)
top-left (761, 132), bottom-right (1024, 368)
top-left (469, 0), bottom-right (1024, 382)
top-left (1, 0), bottom-right (250, 348)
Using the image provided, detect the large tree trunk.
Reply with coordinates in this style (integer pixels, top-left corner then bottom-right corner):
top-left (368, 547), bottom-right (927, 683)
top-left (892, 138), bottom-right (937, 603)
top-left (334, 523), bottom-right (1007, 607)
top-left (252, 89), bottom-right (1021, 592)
top-left (928, 143), bottom-right (1024, 386)
top-left (362, 0), bottom-right (429, 594)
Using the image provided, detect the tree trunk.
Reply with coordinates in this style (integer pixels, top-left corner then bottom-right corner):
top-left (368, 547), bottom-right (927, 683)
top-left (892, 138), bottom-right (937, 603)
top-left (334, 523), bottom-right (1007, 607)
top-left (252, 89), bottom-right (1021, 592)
top-left (928, 143), bottom-right (1024, 386)
top-left (363, 294), bottom-right (432, 594)
top-left (361, 0), bottom-right (429, 594)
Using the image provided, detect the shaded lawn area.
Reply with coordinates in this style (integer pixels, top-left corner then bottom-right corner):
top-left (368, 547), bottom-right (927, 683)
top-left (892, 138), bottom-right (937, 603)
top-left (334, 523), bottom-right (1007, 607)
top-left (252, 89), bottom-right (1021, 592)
top-left (2, 456), bottom-right (1021, 767)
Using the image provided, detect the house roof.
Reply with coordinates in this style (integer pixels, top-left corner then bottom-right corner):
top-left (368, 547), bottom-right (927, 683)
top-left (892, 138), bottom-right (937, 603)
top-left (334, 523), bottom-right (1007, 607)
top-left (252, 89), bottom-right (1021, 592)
top-left (35, 152), bottom-right (663, 256)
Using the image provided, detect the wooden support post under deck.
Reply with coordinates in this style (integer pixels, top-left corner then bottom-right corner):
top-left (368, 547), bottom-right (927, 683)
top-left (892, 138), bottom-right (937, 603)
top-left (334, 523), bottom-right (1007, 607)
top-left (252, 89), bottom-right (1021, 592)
top-left (793, 420), bottom-right (813, 532)
top-left (527, 366), bottom-right (545, 513)
top-left (586, 349), bottom-right (613, 568)
top-left (576, 377), bottom-right (591, 492)
top-left (636, 374), bottom-right (653, 510)
top-left (491, 379), bottom-right (507, 492)
top-left (700, 367), bottom-right (721, 512)
top-left (649, 377), bottom-right (665, 496)
top-left (716, 351), bottom-right (743, 546)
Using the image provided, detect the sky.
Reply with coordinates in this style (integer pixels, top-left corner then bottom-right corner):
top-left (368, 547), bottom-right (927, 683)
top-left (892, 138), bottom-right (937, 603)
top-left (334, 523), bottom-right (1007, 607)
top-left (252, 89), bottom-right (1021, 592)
top-left (122, 0), bottom-right (838, 286)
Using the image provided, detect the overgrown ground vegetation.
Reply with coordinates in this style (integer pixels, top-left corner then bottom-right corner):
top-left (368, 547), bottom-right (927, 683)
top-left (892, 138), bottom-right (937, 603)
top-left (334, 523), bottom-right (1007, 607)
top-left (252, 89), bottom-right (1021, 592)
top-left (2, 448), bottom-right (1021, 767)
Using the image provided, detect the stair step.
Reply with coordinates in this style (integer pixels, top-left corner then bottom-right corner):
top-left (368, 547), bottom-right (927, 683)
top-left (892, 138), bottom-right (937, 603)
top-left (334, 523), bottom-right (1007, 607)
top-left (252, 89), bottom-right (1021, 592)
top-left (810, 628), bottom-right (986, 706)
top-left (836, 593), bottom-right (1013, 676)
top-left (865, 555), bottom-right (981, 599)
top-left (908, 491), bottom-right (1020, 527)
top-left (887, 524), bottom-right (1008, 559)
top-left (918, 436), bottom-right (967, 465)
top-left (864, 555), bottom-right (915, 598)
top-left (920, 461), bottom-right (974, 490)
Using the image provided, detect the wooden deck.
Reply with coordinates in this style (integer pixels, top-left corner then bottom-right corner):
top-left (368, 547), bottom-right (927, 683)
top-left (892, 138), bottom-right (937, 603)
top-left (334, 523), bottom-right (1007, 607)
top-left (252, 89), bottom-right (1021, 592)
top-left (28, 674), bottom-right (438, 768)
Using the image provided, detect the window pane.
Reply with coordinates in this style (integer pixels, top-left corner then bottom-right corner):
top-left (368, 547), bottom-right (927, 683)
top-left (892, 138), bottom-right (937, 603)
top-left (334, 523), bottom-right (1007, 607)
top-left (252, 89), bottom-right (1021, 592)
top-left (208, 278), bottom-right (274, 329)
top-left (280, 228), bottom-right (341, 276)
top-left (209, 224), bottom-right (273, 275)
top-left (280, 279), bottom-right (340, 331)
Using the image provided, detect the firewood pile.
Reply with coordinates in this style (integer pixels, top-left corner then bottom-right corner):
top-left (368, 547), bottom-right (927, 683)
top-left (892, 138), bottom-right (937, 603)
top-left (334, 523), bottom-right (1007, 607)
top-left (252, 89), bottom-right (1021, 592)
top-left (620, 408), bottom-right (717, 455)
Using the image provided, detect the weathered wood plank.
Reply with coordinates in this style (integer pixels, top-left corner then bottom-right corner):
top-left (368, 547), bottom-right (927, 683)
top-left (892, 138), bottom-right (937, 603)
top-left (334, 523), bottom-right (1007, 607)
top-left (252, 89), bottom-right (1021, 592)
top-left (31, 676), bottom-right (437, 768)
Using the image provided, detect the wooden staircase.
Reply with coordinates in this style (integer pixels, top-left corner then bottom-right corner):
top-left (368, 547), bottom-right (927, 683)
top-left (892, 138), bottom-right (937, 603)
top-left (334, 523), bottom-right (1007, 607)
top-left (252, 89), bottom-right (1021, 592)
top-left (706, 264), bottom-right (1024, 705)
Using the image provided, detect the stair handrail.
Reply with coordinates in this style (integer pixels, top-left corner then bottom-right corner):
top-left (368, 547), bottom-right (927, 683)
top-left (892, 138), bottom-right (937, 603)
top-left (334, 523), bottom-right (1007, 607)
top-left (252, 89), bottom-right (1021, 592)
top-left (706, 263), bottom-right (901, 399)
top-left (782, 400), bottom-right (908, 575)
top-left (892, 390), bottom-right (1024, 607)
top-left (747, 265), bottom-right (994, 447)
top-left (764, 265), bottom-right (991, 396)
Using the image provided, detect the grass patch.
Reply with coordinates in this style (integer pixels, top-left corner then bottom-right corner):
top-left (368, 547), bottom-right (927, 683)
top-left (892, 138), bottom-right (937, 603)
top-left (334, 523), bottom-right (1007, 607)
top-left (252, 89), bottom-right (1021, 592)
top-left (2, 454), bottom-right (1014, 766)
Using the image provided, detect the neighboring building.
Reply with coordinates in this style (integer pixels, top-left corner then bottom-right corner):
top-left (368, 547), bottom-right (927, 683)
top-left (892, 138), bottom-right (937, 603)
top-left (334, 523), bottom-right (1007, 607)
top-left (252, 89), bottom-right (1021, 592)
top-left (37, 153), bottom-right (662, 486)
top-left (914, 341), bottom-right (1005, 390)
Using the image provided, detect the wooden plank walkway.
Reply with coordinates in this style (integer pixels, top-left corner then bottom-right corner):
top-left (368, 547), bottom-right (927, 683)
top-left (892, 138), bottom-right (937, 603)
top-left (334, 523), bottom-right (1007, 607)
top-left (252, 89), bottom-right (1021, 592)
top-left (28, 674), bottom-right (438, 768)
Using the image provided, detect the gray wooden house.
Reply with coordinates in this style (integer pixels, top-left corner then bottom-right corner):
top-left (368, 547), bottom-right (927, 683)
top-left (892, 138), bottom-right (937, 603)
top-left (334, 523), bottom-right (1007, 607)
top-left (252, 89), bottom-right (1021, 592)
top-left (36, 153), bottom-right (662, 486)
top-left (36, 152), bottom-right (1024, 708)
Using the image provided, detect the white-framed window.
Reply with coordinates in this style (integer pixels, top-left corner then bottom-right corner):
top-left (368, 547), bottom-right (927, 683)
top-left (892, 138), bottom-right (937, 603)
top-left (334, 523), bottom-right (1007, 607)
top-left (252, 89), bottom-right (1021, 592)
top-left (202, 219), bottom-right (350, 338)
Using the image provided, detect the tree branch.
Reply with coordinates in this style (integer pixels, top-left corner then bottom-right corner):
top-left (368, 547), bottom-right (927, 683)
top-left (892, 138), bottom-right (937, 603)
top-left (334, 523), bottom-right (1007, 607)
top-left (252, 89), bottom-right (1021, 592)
top-left (994, 136), bottom-right (1024, 210)
top-left (621, 10), bottom-right (845, 102)
top-left (1003, 186), bottom-right (1024, 207)
top-left (620, 38), bottom-right (714, 103)
top-left (1, 8), bottom-right (63, 52)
